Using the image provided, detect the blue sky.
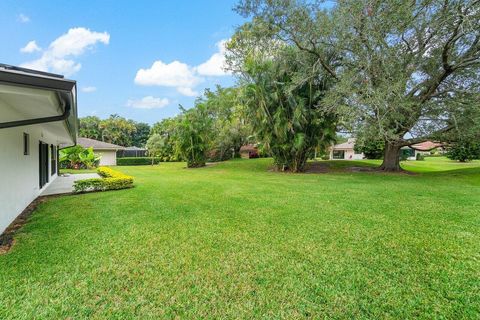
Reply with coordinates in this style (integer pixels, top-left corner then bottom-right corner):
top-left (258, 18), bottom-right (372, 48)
top-left (0, 0), bottom-right (244, 124)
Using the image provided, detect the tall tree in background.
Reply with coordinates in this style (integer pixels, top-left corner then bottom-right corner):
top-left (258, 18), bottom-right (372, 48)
top-left (445, 96), bottom-right (480, 161)
top-left (80, 115), bottom-right (151, 147)
top-left (79, 116), bottom-right (102, 140)
top-left (94, 114), bottom-right (136, 146)
top-left (227, 14), bottom-right (338, 172)
top-left (236, 0), bottom-right (480, 171)
top-left (132, 122), bottom-right (151, 147)
top-left (175, 103), bottom-right (214, 168)
top-left (145, 134), bottom-right (165, 165)
top-left (151, 117), bottom-right (182, 161)
top-left (203, 86), bottom-right (251, 160)
top-left (330, 0), bottom-right (480, 170)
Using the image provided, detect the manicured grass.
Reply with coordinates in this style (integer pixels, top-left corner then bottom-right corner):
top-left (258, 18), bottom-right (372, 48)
top-left (402, 156), bottom-right (480, 173)
top-left (60, 168), bottom-right (100, 174)
top-left (1, 157), bottom-right (479, 318)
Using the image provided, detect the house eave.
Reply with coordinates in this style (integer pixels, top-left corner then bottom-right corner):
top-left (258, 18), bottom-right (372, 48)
top-left (0, 64), bottom-right (78, 144)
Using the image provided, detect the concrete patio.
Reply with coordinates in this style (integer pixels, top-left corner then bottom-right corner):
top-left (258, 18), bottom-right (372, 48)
top-left (41, 173), bottom-right (99, 196)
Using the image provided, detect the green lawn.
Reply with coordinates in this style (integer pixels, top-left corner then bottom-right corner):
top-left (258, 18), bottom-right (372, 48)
top-left (1, 157), bottom-right (479, 319)
top-left (60, 168), bottom-right (99, 174)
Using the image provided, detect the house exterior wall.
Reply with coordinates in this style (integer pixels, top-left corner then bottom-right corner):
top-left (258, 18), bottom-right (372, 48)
top-left (0, 125), bottom-right (59, 234)
top-left (96, 150), bottom-right (117, 166)
top-left (329, 148), bottom-right (364, 160)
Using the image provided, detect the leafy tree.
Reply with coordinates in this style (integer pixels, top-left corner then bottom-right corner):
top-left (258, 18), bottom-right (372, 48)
top-left (132, 122), bottom-right (151, 147)
top-left (175, 104), bottom-right (214, 168)
top-left (228, 38), bottom-right (337, 171)
top-left (79, 116), bottom-right (102, 140)
top-left (59, 146), bottom-right (101, 169)
top-left (145, 134), bottom-right (165, 165)
top-left (235, 0), bottom-right (480, 171)
top-left (99, 114), bottom-right (136, 147)
top-left (151, 117), bottom-right (182, 161)
top-left (330, 0), bottom-right (480, 170)
top-left (203, 86), bottom-right (251, 160)
top-left (354, 135), bottom-right (384, 160)
top-left (447, 139), bottom-right (480, 162)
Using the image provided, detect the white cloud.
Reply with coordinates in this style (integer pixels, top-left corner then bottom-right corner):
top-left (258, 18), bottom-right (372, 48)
top-left (177, 87), bottom-right (198, 97)
top-left (21, 27), bottom-right (110, 76)
top-left (20, 41), bottom-right (41, 53)
top-left (81, 86), bottom-right (97, 93)
top-left (134, 39), bottom-right (231, 97)
top-left (195, 40), bottom-right (230, 76)
top-left (126, 96), bottom-right (170, 109)
top-left (18, 14), bottom-right (30, 23)
top-left (135, 60), bottom-right (201, 87)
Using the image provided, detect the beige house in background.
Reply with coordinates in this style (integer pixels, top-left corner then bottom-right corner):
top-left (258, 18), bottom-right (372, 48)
top-left (77, 137), bottom-right (125, 166)
top-left (329, 138), bottom-right (364, 160)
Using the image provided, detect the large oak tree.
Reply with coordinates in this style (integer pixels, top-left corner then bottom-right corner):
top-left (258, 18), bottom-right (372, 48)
top-left (235, 0), bottom-right (480, 171)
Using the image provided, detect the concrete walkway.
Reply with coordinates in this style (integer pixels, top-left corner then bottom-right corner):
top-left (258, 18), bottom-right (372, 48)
top-left (41, 173), bottom-right (99, 196)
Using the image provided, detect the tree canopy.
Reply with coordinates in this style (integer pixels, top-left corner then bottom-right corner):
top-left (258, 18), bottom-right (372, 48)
top-left (79, 114), bottom-right (151, 147)
top-left (233, 0), bottom-right (480, 171)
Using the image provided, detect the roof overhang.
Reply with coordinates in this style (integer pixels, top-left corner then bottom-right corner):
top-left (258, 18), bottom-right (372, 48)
top-left (0, 64), bottom-right (78, 145)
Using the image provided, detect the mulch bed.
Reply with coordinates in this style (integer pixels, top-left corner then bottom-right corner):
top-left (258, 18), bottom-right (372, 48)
top-left (305, 162), bottom-right (379, 173)
top-left (268, 162), bottom-right (416, 175)
top-left (305, 162), bottom-right (416, 175)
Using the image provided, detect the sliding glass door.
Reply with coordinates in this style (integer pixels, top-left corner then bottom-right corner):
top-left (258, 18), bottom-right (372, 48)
top-left (39, 141), bottom-right (49, 188)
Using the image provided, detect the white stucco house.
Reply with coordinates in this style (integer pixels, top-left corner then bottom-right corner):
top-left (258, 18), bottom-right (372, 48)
top-left (0, 64), bottom-right (78, 234)
top-left (329, 138), bottom-right (364, 160)
top-left (77, 137), bottom-right (125, 166)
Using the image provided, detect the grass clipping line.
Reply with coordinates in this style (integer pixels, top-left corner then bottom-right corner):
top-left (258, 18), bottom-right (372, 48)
top-left (73, 167), bottom-right (134, 193)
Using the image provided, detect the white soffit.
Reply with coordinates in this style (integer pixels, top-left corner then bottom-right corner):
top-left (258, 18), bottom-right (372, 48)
top-left (0, 83), bottom-right (62, 122)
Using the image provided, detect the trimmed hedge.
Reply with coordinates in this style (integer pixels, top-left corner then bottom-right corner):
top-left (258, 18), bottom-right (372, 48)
top-left (74, 167), bottom-right (134, 193)
top-left (117, 157), bottom-right (161, 166)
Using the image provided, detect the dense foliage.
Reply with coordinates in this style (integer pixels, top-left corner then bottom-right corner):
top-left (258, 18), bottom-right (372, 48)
top-left (354, 137), bottom-right (384, 160)
top-left (234, 0), bottom-right (480, 171)
top-left (204, 86), bottom-right (251, 161)
top-left (148, 86), bottom-right (252, 165)
top-left (79, 114), bottom-right (150, 147)
top-left (78, 1), bottom-right (479, 172)
top-left (227, 26), bottom-right (337, 171)
top-left (175, 104), bottom-right (214, 168)
top-left (150, 118), bottom-right (182, 162)
top-left (117, 157), bottom-right (162, 166)
top-left (447, 139), bottom-right (480, 162)
top-left (145, 134), bottom-right (165, 164)
top-left (59, 145), bottom-right (101, 169)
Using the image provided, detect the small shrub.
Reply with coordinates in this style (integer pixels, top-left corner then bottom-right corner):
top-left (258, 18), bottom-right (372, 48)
top-left (74, 167), bottom-right (133, 193)
top-left (416, 153), bottom-right (425, 161)
top-left (117, 157), bottom-right (161, 166)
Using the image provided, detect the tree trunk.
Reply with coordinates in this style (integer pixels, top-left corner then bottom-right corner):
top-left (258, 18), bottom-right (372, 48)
top-left (380, 142), bottom-right (402, 171)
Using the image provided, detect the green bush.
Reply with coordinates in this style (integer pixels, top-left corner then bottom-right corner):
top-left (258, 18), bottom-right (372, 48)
top-left (74, 167), bottom-right (134, 193)
top-left (117, 157), bottom-right (161, 166)
top-left (416, 153), bottom-right (425, 161)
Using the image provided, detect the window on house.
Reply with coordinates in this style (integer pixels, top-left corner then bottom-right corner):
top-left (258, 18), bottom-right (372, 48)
top-left (332, 150), bottom-right (345, 159)
top-left (51, 145), bottom-right (57, 175)
top-left (23, 133), bottom-right (29, 155)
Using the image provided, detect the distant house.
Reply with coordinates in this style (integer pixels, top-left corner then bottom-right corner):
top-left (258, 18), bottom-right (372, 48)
top-left (77, 137), bottom-right (125, 165)
top-left (0, 64), bottom-right (77, 234)
top-left (401, 141), bottom-right (444, 160)
top-left (240, 144), bottom-right (259, 159)
top-left (329, 138), bottom-right (364, 160)
top-left (117, 146), bottom-right (147, 158)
